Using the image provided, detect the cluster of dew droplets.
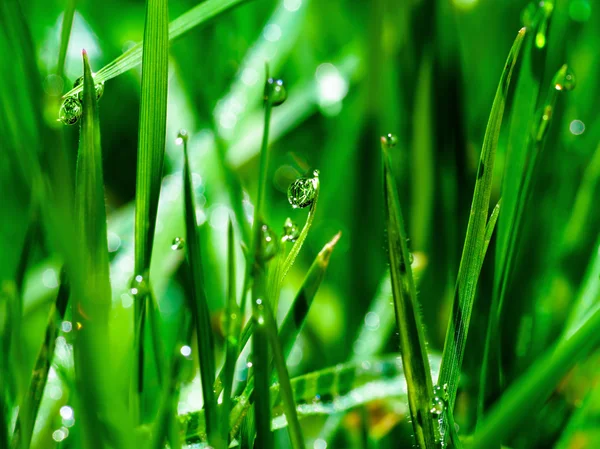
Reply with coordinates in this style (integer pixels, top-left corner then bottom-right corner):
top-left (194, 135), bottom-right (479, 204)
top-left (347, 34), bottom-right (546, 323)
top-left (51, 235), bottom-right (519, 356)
top-left (264, 77), bottom-right (288, 106)
top-left (282, 217), bottom-right (300, 243)
top-left (430, 383), bottom-right (450, 448)
top-left (381, 133), bottom-right (398, 149)
top-left (58, 75), bottom-right (105, 125)
top-left (287, 170), bottom-right (319, 209)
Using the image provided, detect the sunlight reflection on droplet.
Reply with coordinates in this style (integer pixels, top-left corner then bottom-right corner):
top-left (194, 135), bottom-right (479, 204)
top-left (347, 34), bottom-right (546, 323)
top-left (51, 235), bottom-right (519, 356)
top-left (180, 345), bottom-right (192, 357)
top-left (42, 268), bottom-right (59, 289)
top-left (569, 119), bottom-right (585, 135)
top-left (284, 0), bottom-right (302, 12)
top-left (61, 321), bottom-right (72, 333)
top-left (60, 406), bottom-right (74, 420)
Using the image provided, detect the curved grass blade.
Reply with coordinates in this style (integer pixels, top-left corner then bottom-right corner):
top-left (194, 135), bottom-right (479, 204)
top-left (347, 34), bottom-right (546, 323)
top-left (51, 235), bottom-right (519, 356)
top-left (438, 27), bottom-right (526, 409)
top-left (382, 138), bottom-right (437, 449)
top-left (181, 131), bottom-right (218, 444)
top-left (470, 304), bottom-right (600, 449)
top-left (10, 271), bottom-right (68, 449)
top-left (181, 354), bottom-right (442, 441)
top-left (133, 0), bottom-right (169, 418)
top-left (63, 0), bottom-right (250, 99)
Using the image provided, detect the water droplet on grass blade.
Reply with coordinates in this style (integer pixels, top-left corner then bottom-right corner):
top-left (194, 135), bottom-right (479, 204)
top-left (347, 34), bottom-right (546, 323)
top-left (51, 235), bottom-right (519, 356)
top-left (130, 273), bottom-right (149, 297)
top-left (381, 133), bottom-right (398, 149)
top-left (258, 224), bottom-right (279, 261)
top-left (287, 171), bottom-right (319, 208)
top-left (282, 217), bottom-right (300, 242)
top-left (73, 75), bottom-right (104, 101)
top-left (554, 65), bottom-right (576, 91)
top-left (171, 237), bottom-right (185, 250)
top-left (430, 384), bottom-right (449, 416)
top-left (58, 97), bottom-right (82, 125)
top-left (264, 78), bottom-right (287, 106)
top-left (176, 129), bottom-right (189, 145)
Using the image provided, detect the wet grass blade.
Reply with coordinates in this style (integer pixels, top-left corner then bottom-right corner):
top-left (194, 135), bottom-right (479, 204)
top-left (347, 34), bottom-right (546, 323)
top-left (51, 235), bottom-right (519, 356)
top-left (181, 131), bottom-right (218, 444)
top-left (63, 0), bottom-right (250, 98)
top-left (220, 219), bottom-right (240, 445)
top-left (73, 50), bottom-right (131, 449)
top-left (438, 27), bottom-right (526, 408)
top-left (56, 0), bottom-right (77, 78)
top-left (133, 0), bottom-right (169, 417)
top-left (470, 304), bottom-right (600, 449)
top-left (382, 138), bottom-right (437, 449)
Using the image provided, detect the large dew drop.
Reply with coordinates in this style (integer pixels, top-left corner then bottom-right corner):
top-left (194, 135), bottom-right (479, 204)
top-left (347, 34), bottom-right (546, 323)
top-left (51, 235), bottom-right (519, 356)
top-left (264, 78), bottom-right (287, 106)
top-left (73, 75), bottom-right (105, 101)
top-left (430, 383), bottom-right (449, 416)
top-left (171, 237), bottom-right (185, 251)
top-left (287, 170), bottom-right (319, 209)
top-left (58, 97), bottom-right (82, 125)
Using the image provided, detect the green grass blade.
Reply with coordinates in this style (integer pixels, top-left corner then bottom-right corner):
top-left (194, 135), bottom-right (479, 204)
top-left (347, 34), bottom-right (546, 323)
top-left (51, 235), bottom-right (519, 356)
top-left (259, 298), bottom-right (305, 449)
top-left (133, 0), bottom-right (169, 417)
top-left (382, 138), bottom-right (436, 449)
top-left (438, 27), bottom-right (526, 408)
top-left (56, 0), bottom-right (77, 78)
top-left (63, 0), bottom-right (250, 99)
top-left (73, 50), bottom-right (131, 449)
top-left (220, 219), bottom-right (240, 445)
top-left (483, 199), bottom-right (502, 258)
top-left (470, 304), bottom-right (600, 449)
top-left (181, 131), bottom-right (218, 444)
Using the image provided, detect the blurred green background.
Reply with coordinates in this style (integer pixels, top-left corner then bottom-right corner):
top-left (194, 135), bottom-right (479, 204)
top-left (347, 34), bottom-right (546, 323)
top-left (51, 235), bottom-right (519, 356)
top-left (1, 0), bottom-right (599, 447)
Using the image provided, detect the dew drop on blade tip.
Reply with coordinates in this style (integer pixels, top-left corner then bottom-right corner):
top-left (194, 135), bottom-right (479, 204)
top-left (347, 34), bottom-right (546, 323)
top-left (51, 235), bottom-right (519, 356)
top-left (381, 133), bottom-right (398, 149)
top-left (287, 171), bottom-right (319, 209)
top-left (264, 78), bottom-right (287, 106)
top-left (58, 97), bottom-right (82, 125)
top-left (176, 129), bottom-right (189, 145)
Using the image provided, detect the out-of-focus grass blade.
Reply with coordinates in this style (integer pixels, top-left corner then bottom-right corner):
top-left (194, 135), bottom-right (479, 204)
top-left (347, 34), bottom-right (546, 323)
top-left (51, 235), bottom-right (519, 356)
top-left (470, 304), bottom-right (600, 449)
top-left (438, 27), bottom-right (526, 408)
top-left (73, 50), bottom-right (131, 449)
top-left (133, 0), bottom-right (169, 417)
top-left (259, 299), bottom-right (305, 449)
top-left (182, 354), bottom-right (442, 441)
top-left (220, 220), bottom-right (240, 445)
top-left (56, 0), bottom-right (77, 78)
top-left (181, 131), bottom-right (218, 444)
top-left (382, 138), bottom-right (437, 449)
top-left (63, 0), bottom-right (250, 98)
top-left (10, 271), bottom-right (68, 449)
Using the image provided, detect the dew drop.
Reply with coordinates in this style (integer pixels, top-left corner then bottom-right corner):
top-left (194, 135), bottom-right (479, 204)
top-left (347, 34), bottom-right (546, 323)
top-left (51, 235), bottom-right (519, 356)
top-left (58, 96), bottom-right (82, 125)
top-left (264, 78), bottom-right (287, 106)
top-left (258, 224), bottom-right (279, 261)
top-left (554, 66), bottom-right (576, 91)
top-left (73, 75), bottom-right (104, 101)
top-left (430, 384), bottom-right (449, 416)
top-left (176, 128), bottom-right (189, 145)
top-left (282, 217), bottom-right (300, 242)
top-left (129, 273), bottom-right (149, 297)
top-left (381, 133), bottom-right (398, 149)
top-left (287, 171), bottom-right (319, 209)
top-left (171, 237), bottom-right (185, 251)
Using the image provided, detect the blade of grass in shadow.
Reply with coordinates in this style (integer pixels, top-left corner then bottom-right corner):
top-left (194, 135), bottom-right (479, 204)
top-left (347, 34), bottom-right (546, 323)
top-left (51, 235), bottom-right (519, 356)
top-left (132, 0), bottom-right (169, 421)
top-left (258, 297), bottom-right (305, 449)
top-left (479, 62), bottom-right (575, 420)
top-left (56, 0), bottom-right (77, 78)
top-left (180, 129), bottom-right (218, 445)
top-left (220, 219), bottom-right (240, 445)
top-left (470, 304), bottom-right (600, 449)
top-left (10, 271), bottom-right (69, 449)
top-left (382, 135), bottom-right (437, 449)
top-left (73, 49), bottom-right (131, 449)
top-left (438, 27), bottom-right (526, 410)
top-left (63, 0), bottom-right (250, 99)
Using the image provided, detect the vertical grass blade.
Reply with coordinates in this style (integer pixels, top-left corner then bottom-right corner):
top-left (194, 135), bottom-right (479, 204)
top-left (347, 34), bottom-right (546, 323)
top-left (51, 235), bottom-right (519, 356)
top-left (133, 0), bottom-right (169, 416)
top-left (181, 131), bottom-right (218, 444)
top-left (220, 219), bottom-right (240, 445)
top-left (73, 50), bottom-right (130, 449)
top-left (56, 0), bottom-right (77, 78)
top-left (470, 304), bottom-right (600, 449)
top-left (438, 27), bottom-right (526, 408)
top-left (382, 138), bottom-right (436, 449)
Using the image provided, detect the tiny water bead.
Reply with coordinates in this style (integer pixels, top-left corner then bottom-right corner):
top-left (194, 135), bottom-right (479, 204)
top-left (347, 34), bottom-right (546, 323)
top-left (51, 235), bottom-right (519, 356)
top-left (381, 133), bottom-right (398, 149)
top-left (258, 224), bottom-right (279, 261)
top-left (264, 77), bottom-right (287, 106)
top-left (287, 170), bottom-right (319, 209)
top-left (58, 97), bottom-right (82, 125)
top-left (171, 237), bottom-right (185, 250)
top-left (73, 75), bottom-right (105, 101)
top-left (176, 128), bottom-right (189, 145)
top-left (430, 383), bottom-right (449, 416)
top-left (282, 217), bottom-right (300, 242)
